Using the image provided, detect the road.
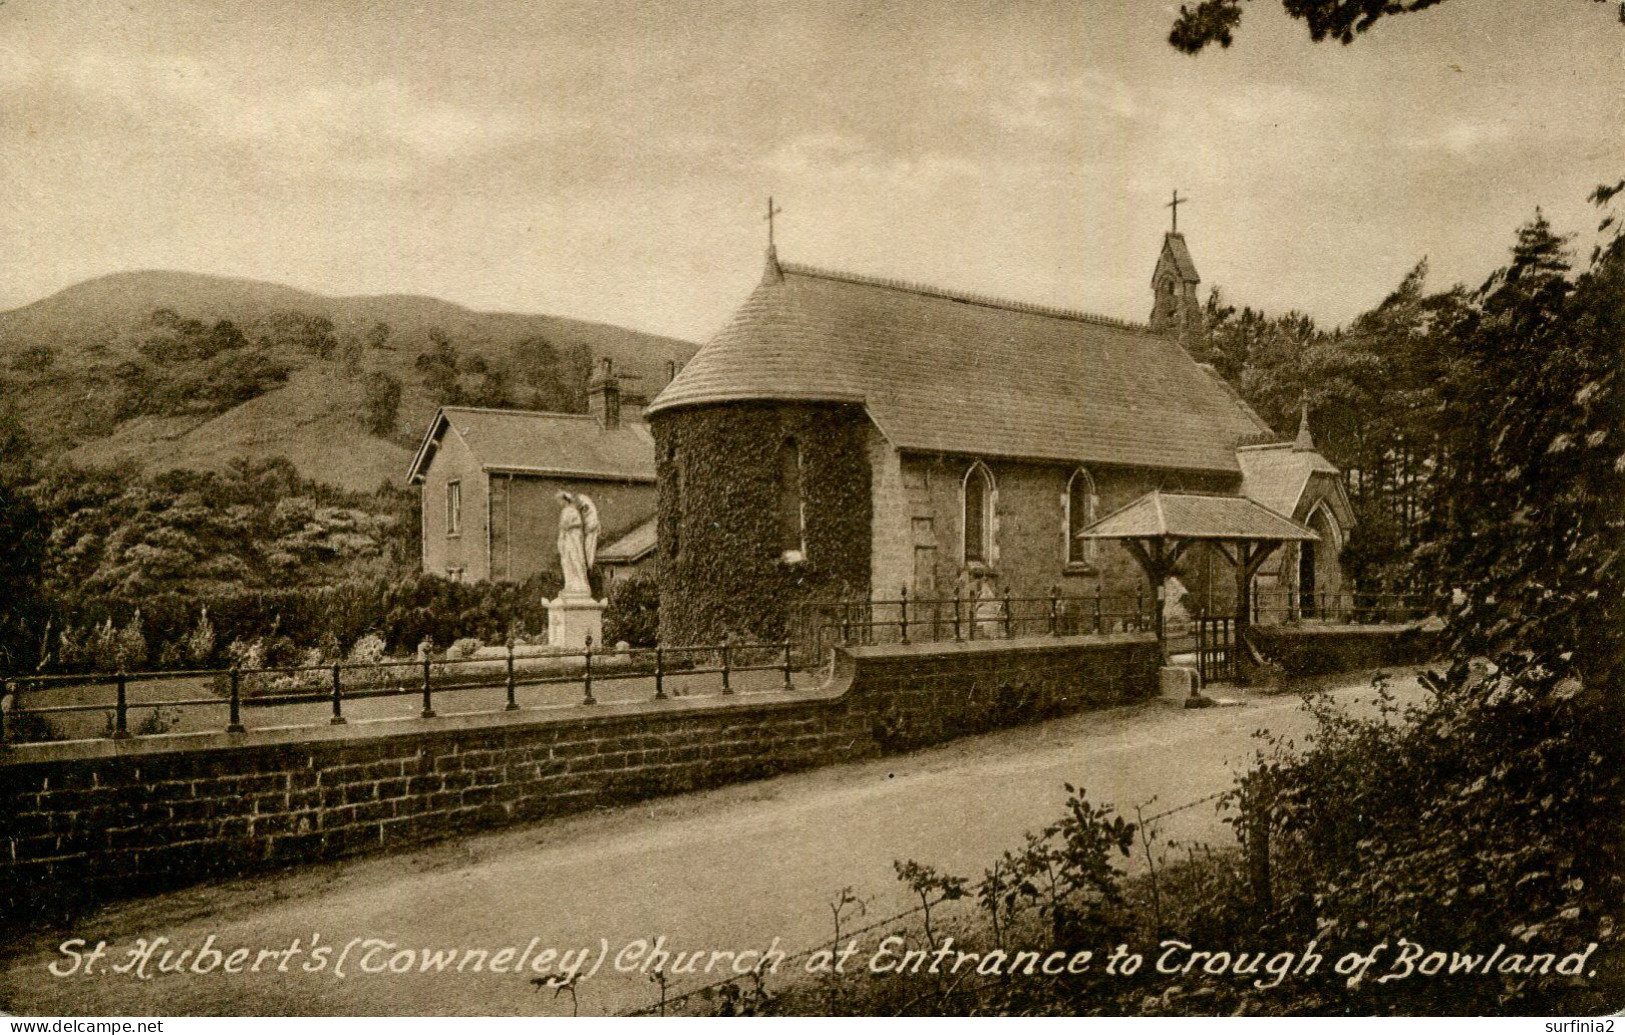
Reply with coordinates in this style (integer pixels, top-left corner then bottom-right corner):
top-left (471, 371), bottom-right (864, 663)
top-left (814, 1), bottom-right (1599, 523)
top-left (0, 669), bottom-right (1424, 1017)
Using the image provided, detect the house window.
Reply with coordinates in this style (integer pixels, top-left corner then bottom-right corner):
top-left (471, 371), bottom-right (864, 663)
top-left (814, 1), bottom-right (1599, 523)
top-left (963, 462), bottom-right (995, 566)
top-left (445, 481), bottom-right (462, 537)
top-left (1066, 468), bottom-right (1098, 567)
top-left (778, 438), bottom-right (805, 562)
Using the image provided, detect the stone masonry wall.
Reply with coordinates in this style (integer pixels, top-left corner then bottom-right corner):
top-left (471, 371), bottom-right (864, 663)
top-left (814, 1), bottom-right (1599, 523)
top-left (0, 634), bottom-right (1157, 925)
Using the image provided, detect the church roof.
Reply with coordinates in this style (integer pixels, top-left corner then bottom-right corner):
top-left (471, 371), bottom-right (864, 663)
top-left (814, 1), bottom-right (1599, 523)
top-left (1079, 490), bottom-right (1318, 543)
top-left (597, 515), bottom-right (657, 564)
top-left (647, 260), bottom-right (1273, 474)
top-left (1235, 442), bottom-right (1341, 519)
top-left (1157, 233), bottom-right (1200, 284)
top-left (407, 406), bottom-right (656, 484)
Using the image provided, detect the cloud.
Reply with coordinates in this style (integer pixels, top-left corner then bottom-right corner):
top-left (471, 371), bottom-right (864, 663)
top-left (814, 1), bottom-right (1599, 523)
top-left (40, 48), bottom-right (560, 181)
top-left (985, 71), bottom-right (1140, 137)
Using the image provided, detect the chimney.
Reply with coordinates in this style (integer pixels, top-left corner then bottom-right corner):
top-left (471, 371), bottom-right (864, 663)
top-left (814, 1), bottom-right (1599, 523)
top-left (588, 357), bottom-right (620, 430)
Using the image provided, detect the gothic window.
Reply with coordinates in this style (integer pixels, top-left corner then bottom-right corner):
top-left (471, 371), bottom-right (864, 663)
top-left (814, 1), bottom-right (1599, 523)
top-left (778, 438), bottom-right (805, 562)
top-left (1066, 468), bottom-right (1098, 567)
top-left (445, 480), bottom-right (462, 537)
top-left (963, 462), bottom-right (995, 566)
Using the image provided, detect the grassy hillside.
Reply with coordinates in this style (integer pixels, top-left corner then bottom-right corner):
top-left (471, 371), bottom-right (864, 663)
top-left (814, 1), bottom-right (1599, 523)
top-left (0, 271), bottom-right (695, 492)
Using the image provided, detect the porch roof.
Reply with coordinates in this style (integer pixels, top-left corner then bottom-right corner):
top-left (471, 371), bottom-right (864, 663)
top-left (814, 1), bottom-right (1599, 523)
top-left (1078, 490), bottom-right (1319, 543)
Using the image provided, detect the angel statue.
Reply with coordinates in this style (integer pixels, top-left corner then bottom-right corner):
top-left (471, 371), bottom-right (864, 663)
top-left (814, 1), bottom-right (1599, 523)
top-left (556, 491), bottom-right (601, 598)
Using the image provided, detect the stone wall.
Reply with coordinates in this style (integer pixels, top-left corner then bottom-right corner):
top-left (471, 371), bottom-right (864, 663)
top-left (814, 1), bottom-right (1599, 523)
top-left (886, 452), bottom-right (1235, 603)
top-left (0, 634), bottom-right (1157, 924)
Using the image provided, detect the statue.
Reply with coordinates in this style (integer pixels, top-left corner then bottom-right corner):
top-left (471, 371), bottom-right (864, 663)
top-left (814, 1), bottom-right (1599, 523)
top-left (556, 491), bottom-right (600, 598)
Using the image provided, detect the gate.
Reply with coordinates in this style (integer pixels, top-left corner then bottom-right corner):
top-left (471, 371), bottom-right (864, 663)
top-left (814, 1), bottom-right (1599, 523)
top-left (1197, 615), bottom-right (1237, 684)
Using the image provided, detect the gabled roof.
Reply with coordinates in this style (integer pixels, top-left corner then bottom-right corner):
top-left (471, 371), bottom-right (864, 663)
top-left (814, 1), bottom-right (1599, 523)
top-left (647, 260), bottom-right (1273, 474)
top-left (1079, 490), bottom-right (1318, 542)
top-left (1235, 442), bottom-right (1341, 520)
top-left (1155, 233), bottom-right (1200, 284)
top-left (597, 515), bottom-right (657, 564)
top-left (407, 406), bottom-right (655, 484)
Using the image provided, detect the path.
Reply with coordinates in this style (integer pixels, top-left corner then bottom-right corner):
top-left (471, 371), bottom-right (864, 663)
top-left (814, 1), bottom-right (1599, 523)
top-left (0, 669), bottom-right (1424, 1017)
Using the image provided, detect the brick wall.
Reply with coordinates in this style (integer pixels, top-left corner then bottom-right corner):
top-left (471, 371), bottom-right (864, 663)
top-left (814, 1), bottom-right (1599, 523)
top-left (0, 634), bottom-right (1155, 924)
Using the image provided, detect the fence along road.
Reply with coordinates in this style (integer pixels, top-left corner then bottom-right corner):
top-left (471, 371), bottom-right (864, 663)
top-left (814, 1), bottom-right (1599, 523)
top-left (0, 668), bottom-right (1430, 1017)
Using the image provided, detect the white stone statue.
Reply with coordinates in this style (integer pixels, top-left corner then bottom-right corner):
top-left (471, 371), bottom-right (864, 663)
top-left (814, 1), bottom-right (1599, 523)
top-left (556, 491), bottom-right (600, 598)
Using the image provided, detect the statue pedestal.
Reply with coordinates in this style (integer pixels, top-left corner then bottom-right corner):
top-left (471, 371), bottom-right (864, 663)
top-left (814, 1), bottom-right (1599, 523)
top-left (547, 593), bottom-right (605, 650)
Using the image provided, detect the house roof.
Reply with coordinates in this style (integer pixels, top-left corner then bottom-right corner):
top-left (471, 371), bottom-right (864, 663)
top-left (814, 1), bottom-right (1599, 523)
top-left (597, 515), bottom-right (657, 564)
top-left (1079, 490), bottom-right (1318, 542)
top-left (1235, 443), bottom-right (1340, 520)
top-left (407, 406), bottom-right (656, 484)
top-left (647, 259), bottom-right (1273, 474)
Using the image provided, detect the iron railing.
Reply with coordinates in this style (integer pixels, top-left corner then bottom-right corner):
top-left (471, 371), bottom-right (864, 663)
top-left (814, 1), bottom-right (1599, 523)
top-left (0, 638), bottom-right (799, 746)
top-left (809, 589), bottom-right (1157, 653)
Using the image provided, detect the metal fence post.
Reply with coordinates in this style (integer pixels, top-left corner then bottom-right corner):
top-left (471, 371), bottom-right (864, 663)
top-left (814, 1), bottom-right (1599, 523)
top-left (1049, 590), bottom-right (1060, 635)
top-left (0, 677), bottom-right (8, 742)
top-left (720, 641), bottom-right (732, 695)
top-left (1004, 588), bottom-right (1013, 638)
top-left (783, 641), bottom-right (794, 691)
top-left (330, 662), bottom-right (346, 725)
top-left (654, 646), bottom-right (666, 701)
top-left (505, 643), bottom-right (518, 711)
top-left (1136, 586), bottom-right (1144, 632)
top-left (952, 591), bottom-right (962, 641)
top-left (420, 656), bottom-right (436, 719)
top-left (582, 636), bottom-right (596, 705)
top-left (112, 672), bottom-right (130, 739)
top-left (899, 586), bottom-right (910, 644)
top-left (227, 666), bottom-right (245, 733)
top-left (1094, 586), bottom-right (1103, 633)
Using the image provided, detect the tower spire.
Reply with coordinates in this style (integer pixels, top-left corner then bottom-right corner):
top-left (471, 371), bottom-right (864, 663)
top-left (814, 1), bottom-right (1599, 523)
top-left (1166, 189), bottom-right (1187, 233)
top-left (1294, 401), bottom-right (1316, 452)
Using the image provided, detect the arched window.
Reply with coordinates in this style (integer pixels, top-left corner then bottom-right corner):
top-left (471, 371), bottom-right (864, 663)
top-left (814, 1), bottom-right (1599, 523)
top-left (1066, 468), bottom-right (1098, 567)
top-left (778, 437), bottom-right (805, 562)
top-left (963, 462), bottom-right (996, 566)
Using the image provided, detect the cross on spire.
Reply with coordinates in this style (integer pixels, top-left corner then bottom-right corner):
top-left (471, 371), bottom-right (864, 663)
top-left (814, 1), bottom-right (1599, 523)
top-left (1166, 189), bottom-right (1187, 233)
top-left (764, 195), bottom-right (784, 248)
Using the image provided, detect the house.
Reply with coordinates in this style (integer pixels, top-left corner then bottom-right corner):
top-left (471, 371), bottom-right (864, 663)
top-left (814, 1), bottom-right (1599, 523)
top-left (644, 232), bottom-right (1353, 644)
top-left (597, 515), bottom-right (658, 587)
top-left (407, 360), bottom-right (657, 584)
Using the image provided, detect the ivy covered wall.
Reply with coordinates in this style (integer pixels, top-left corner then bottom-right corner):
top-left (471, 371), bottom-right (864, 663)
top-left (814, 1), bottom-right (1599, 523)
top-left (651, 402), bottom-right (872, 645)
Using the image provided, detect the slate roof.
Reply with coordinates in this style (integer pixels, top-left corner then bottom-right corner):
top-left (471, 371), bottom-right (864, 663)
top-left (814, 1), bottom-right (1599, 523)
top-left (597, 515), bottom-right (657, 564)
top-left (647, 259), bottom-right (1273, 474)
top-left (407, 406), bottom-right (655, 484)
top-left (1157, 233), bottom-right (1200, 284)
top-left (1079, 490), bottom-right (1318, 542)
top-left (1235, 443), bottom-right (1340, 520)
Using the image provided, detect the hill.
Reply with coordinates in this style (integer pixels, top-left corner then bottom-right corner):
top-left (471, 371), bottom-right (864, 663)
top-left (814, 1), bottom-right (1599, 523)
top-left (0, 271), bottom-right (695, 492)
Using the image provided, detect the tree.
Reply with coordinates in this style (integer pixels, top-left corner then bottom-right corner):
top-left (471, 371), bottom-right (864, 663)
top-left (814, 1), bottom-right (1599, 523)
top-left (1170, 0), bottom-right (1616, 54)
top-left (0, 395), bottom-right (45, 671)
top-left (361, 371), bottom-right (402, 437)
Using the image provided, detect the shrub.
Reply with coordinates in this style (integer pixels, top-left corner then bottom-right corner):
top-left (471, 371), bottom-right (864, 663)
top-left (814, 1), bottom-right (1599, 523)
top-left (603, 573), bottom-right (659, 647)
top-left (449, 636), bottom-right (483, 659)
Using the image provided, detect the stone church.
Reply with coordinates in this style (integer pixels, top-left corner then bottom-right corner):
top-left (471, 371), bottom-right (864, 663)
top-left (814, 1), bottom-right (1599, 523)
top-left (645, 231), bottom-right (1353, 644)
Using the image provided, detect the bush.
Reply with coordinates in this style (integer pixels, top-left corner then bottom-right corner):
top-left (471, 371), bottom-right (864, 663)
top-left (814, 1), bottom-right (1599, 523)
top-left (603, 573), bottom-right (659, 647)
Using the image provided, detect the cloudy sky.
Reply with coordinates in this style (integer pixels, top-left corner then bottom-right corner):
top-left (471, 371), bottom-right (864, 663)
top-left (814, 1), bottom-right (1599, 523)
top-left (1, 0), bottom-right (1620, 340)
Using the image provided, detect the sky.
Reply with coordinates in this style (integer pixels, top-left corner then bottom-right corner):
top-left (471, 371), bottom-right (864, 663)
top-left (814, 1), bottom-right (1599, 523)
top-left (1, 0), bottom-right (1621, 341)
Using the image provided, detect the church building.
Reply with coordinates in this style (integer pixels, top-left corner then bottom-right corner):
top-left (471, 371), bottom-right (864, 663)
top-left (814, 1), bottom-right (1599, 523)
top-left (645, 229), bottom-right (1354, 645)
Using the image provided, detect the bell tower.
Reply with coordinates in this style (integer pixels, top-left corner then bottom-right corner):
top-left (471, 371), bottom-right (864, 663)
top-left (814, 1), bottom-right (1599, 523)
top-left (1149, 191), bottom-right (1203, 341)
